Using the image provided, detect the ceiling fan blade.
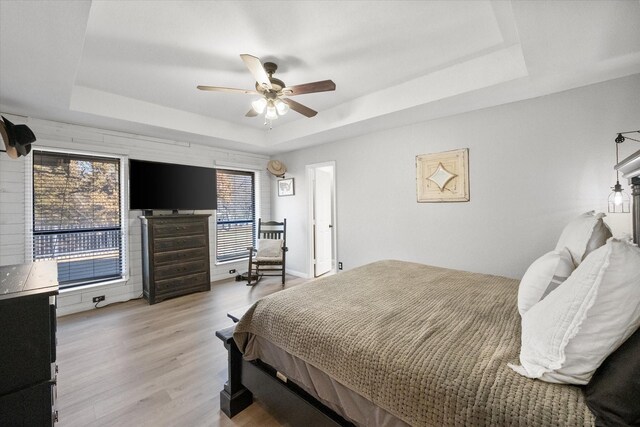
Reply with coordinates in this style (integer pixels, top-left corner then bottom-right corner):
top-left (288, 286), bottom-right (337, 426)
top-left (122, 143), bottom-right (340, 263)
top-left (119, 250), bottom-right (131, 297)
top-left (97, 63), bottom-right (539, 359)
top-left (245, 108), bottom-right (259, 117)
top-left (282, 98), bottom-right (317, 118)
top-left (240, 54), bottom-right (272, 91)
top-left (283, 80), bottom-right (336, 96)
top-left (197, 85), bottom-right (258, 95)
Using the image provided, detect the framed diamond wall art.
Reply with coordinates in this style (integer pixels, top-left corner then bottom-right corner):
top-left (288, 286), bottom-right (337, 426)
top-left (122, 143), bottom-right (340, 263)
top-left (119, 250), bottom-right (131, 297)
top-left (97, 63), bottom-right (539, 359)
top-left (416, 148), bottom-right (469, 202)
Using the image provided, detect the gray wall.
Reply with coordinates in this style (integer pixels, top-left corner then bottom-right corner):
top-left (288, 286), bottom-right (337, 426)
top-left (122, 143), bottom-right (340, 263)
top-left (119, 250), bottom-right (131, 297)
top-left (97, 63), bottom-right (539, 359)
top-left (272, 74), bottom-right (640, 279)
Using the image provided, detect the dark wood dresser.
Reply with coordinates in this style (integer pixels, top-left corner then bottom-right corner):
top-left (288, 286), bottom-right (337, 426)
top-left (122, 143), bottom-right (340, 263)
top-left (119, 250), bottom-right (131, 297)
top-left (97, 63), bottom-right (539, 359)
top-left (140, 214), bottom-right (212, 304)
top-left (0, 261), bottom-right (59, 426)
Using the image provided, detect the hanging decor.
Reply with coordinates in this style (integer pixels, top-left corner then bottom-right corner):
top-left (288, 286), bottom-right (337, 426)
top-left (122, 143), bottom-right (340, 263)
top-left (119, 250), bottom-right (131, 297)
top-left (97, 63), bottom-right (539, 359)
top-left (608, 130), bottom-right (639, 213)
top-left (416, 148), bottom-right (469, 202)
top-left (277, 178), bottom-right (295, 197)
top-left (267, 160), bottom-right (287, 177)
top-left (0, 116), bottom-right (36, 159)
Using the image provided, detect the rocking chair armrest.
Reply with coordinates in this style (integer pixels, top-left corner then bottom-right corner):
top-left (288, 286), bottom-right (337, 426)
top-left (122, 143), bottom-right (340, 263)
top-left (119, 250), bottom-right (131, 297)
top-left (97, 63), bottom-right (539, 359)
top-left (247, 246), bottom-right (257, 252)
top-left (283, 246), bottom-right (288, 252)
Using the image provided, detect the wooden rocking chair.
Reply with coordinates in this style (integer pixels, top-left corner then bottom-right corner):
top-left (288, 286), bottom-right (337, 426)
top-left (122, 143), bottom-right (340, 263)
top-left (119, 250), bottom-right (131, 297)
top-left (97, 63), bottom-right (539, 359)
top-left (247, 219), bottom-right (287, 286)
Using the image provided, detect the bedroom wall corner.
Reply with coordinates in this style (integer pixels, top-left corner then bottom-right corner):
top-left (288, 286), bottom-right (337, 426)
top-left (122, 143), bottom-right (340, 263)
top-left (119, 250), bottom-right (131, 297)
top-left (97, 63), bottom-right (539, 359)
top-left (267, 168), bottom-right (312, 279)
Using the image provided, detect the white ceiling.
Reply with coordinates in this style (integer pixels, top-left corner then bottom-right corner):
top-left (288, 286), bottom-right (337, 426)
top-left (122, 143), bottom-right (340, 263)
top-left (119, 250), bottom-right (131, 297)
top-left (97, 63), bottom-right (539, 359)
top-left (1, 1), bottom-right (639, 154)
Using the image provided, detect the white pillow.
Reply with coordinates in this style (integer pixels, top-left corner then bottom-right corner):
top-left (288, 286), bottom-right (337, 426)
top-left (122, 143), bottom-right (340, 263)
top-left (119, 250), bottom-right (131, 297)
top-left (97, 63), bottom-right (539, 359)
top-left (584, 218), bottom-right (612, 259)
top-left (257, 239), bottom-right (283, 259)
top-left (518, 247), bottom-right (574, 316)
top-left (555, 211), bottom-right (611, 266)
top-left (509, 239), bottom-right (640, 384)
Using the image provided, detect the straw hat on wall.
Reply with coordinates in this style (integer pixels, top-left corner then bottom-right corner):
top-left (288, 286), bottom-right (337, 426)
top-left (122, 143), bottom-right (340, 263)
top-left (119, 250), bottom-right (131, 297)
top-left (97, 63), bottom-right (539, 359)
top-left (267, 160), bottom-right (287, 177)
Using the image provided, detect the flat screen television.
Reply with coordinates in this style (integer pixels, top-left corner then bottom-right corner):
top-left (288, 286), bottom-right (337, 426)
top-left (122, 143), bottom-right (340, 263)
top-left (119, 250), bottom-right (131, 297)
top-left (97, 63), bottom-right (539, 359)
top-left (129, 159), bottom-right (217, 211)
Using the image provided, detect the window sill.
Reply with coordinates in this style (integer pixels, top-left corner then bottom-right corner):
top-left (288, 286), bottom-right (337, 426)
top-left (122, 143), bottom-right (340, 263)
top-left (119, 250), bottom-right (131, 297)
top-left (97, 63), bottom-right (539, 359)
top-left (215, 258), bottom-right (249, 266)
top-left (59, 276), bottom-right (129, 295)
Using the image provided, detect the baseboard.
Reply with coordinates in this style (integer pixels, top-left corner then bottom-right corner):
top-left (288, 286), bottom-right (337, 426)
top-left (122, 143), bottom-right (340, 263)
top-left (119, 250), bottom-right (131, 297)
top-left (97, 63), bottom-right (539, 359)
top-left (285, 268), bottom-right (310, 279)
top-left (57, 290), bottom-right (142, 317)
top-left (211, 270), bottom-right (242, 283)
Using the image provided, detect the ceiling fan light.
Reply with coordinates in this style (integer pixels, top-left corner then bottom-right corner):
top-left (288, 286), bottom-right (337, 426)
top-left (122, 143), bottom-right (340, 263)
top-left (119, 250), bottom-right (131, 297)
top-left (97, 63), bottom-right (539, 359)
top-left (274, 99), bottom-right (289, 115)
top-left (266, 105), bottom-right (278, 120)
top-left (251, 98), bottom-right (267, 114)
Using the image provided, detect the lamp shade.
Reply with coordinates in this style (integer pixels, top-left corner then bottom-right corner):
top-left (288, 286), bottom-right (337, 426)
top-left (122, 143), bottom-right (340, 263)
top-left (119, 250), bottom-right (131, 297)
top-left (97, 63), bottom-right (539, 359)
top-left (608, 182), bottom-right (630, 213)
top-left (274, 99), bottom-right (289, 115)
top-left (265, 105), bottom-right (278, 120)
top-left (251, 98), bottom-right (267, 114)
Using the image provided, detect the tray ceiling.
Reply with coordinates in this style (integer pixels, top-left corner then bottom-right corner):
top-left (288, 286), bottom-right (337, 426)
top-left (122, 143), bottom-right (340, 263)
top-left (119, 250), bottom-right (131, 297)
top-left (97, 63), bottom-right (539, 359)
top-left (1, 1), bottom-right (639, 154)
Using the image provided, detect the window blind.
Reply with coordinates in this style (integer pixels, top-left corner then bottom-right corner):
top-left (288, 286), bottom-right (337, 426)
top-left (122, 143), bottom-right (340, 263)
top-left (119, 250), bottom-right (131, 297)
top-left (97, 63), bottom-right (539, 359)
top-left (216, 169), bottom-right (255, 263)
top-left (32, 151), bottom-right (123, 287)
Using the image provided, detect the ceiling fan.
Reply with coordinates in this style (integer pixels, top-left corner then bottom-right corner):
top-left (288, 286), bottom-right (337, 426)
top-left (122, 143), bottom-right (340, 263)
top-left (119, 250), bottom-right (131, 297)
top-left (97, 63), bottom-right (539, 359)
top-left (197, 54), bottom-right (336, 123)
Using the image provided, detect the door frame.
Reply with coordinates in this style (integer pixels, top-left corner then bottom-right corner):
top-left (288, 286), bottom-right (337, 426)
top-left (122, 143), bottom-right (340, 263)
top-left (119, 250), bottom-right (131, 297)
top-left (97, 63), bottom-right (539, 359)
top-left (306, 161), bottom-right (337, 278)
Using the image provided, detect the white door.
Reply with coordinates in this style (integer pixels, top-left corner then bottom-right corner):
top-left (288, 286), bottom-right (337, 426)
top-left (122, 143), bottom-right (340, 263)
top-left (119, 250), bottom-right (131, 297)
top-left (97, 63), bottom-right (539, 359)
top-left (314, 167), bottom-right (333, 277)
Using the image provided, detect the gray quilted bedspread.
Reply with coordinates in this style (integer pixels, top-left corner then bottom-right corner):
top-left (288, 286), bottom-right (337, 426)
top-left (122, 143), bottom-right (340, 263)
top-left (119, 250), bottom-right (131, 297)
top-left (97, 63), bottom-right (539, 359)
top-left (234, 260), bottom-right (594, 426)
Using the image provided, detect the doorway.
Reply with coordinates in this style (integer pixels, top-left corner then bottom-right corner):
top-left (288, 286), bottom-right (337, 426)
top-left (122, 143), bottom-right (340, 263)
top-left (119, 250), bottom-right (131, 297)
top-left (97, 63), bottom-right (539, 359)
top-left (306, 162), bottom-right (337, 278)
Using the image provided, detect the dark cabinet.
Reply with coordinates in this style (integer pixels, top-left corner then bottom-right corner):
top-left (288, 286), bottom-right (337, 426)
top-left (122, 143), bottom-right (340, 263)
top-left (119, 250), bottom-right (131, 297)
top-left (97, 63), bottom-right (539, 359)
top-left (140, 214), bottom-right (212, 304)
top-left (0, 261), bottom-right (59, 426)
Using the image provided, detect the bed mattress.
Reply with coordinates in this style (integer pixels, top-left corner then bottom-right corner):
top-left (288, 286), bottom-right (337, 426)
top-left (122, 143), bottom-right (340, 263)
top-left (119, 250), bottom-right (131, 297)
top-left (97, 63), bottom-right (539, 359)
top-left (234, 260), bottom-right (595, 426)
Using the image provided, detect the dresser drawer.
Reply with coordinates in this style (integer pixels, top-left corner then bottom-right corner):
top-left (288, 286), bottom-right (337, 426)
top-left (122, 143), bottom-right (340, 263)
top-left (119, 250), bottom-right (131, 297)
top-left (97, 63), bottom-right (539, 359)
top-left (154, 235), bottom-right (207, 252)
top-left (155, 272), bottom-right (209, 294)
top-left (154, 259), bottom-right (209, 281)
top-left (153, 221), bottom-right (206, 238)
top-left (154, 247), bottom-right (207, 266)
top-left (0, 296), bottom-right (53, 395)
top-left (0, 381), bottom-right (55, 426)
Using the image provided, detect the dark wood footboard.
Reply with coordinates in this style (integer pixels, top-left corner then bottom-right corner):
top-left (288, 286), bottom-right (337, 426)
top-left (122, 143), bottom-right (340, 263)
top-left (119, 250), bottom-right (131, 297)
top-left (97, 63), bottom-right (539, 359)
top-left (216, 326), bottom-right (352, 426)
top-left (215, 327), bottom-right (253, 417)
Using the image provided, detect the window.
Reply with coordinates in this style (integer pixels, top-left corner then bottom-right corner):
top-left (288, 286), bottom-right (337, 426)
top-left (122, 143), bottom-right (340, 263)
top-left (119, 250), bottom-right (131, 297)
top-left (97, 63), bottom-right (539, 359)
top-left (216, 169), bottom-right (255, 263)
top-left (32, 151), bottom-right (124, 288)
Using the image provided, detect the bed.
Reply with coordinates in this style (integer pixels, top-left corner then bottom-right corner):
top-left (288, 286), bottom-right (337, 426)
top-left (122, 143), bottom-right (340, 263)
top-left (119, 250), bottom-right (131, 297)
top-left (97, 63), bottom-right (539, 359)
top-left (220, 261), bottom-right (593, 426)
top-left (216, 150), bottom-right (640, 427)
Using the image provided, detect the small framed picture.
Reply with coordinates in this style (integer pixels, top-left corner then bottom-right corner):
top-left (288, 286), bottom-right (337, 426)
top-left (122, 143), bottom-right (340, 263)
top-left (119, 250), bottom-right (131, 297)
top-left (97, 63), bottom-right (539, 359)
top-left (278, 178), bottom-right (295, 197)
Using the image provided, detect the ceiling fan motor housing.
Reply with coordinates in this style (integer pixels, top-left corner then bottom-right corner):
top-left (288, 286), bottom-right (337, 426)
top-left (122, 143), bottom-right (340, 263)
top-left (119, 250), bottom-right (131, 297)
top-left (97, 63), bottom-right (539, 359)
top-left (256, 62), bottom-right (285, 95)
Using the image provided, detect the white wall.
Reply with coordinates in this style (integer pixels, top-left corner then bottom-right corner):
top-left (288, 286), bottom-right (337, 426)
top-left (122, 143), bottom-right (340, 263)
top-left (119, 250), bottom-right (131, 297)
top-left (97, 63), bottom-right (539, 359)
top-left (0, 116), bottom-right (270, 315)
top-left (272, 74), bottom-right (640, 279)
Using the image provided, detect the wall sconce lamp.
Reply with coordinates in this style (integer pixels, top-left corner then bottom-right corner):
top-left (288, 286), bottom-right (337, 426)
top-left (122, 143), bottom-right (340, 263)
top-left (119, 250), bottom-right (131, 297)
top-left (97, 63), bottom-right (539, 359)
top-left (609, 130), bottom-right (640, 213)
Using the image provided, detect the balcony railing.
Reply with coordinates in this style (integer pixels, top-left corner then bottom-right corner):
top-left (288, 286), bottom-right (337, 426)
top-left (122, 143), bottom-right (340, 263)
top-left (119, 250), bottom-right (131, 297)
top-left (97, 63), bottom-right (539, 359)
top-left (216, 220), bottom-right (254, 263)
top-left (33, 227), bottom-right (122, 287)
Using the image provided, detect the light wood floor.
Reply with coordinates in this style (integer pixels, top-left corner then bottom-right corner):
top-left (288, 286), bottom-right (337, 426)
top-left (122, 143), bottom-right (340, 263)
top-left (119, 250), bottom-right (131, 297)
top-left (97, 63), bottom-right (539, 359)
top-left (56, 275), bottom-right (309, 427)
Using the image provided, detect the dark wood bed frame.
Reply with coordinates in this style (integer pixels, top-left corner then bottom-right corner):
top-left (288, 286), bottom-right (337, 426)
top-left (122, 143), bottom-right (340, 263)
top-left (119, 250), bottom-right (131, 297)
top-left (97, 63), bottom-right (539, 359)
top-left (216, 327), bottom-right (353, 426)
top-left (616, 147), bottom-right (640, 243)
top-left (216, 150), bottom-right (640, 425)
